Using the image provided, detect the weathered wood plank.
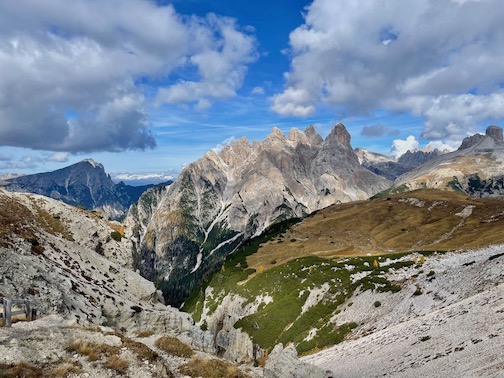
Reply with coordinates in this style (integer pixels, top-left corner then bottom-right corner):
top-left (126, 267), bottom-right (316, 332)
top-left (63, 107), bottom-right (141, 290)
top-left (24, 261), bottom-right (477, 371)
top-left (10, 300), bottom-right (32, 305)
top-left (4, 298), bottom-right (12, 327)
top-left (30, 308), bottom-right (37, 321)
top-left (25, 301), bottom-right (32, 321)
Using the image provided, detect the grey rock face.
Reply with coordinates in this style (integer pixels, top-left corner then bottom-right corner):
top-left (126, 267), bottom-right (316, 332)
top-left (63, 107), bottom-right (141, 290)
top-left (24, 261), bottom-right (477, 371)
top-left (304, 125), bottom-right (324, 145)
top-left (457, 125), bottom-right (503, 151)
top-left (458, 133), bottom-right (486, 150)
top-left (264, 344), bottom-right (331, 378)
top-left (486, 125), bottom-right (503, 143)
top-left (0, 189), bottom-right (218, 356)
top-left (128, 124), bottom-right (391, 306)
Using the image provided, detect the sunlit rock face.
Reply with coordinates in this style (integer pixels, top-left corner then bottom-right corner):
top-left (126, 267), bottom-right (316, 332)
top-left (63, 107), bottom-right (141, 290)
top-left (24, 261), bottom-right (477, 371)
top-left (394, 125), bottom-right (504, 197)
top-left (127, 123), bottom-right (391, 306)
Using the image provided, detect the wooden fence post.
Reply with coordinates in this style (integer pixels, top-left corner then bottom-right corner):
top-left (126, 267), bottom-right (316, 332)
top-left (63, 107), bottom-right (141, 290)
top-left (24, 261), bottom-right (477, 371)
top-left (4, 298), bottom-right (12, 327)
top-left (25, 300), bottom-right (32, 321)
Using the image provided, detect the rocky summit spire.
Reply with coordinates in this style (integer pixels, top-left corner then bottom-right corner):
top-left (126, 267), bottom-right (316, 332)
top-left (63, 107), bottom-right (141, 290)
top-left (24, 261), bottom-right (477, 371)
top-left (83, 158), bottom-right (104, 170)
top-left (270, 127), bottom-right (285, 138)
top-left (486, 125), bottom-right (503, 143)
top-left (288, 128), bottom-right (309, 145)
top-left (304, 125), bottom-right (323, 145)
top-left (326, 123), bottom-right (351, 147)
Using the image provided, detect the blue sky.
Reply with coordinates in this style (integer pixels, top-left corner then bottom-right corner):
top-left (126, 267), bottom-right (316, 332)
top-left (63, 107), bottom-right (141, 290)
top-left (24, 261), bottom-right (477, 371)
top-left (1, 0), bottom-right (504, 183)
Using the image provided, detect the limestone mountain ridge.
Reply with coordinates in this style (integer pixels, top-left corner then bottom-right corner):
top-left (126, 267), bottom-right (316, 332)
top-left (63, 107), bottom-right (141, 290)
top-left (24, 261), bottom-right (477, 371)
top-left (127, 123), bottom-right (391, 306)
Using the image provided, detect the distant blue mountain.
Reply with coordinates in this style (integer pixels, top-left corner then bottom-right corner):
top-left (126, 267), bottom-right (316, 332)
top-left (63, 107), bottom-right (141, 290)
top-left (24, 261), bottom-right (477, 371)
top-left (0, 159), bottom-right (171, 219)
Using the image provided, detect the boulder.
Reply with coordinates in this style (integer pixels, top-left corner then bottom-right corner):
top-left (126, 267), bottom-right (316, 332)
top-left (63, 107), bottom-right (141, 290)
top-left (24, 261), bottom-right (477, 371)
top-left (264, 344), bottom-right (332, 378)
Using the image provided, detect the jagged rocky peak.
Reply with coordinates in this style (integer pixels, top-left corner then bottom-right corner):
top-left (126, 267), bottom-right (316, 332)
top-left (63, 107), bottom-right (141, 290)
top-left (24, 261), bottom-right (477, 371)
top-left (269, 127), bottom-right (286, 139)
top-left (486, 125), bottom-right (503, 143)
top-left (219, 137), bottom-right (251, 166)
top-left (304, 125), bottom-right (324, 145)
top-left (203, 149), bottom-right (221, 163)
top-left (261, 127), bottom-right (289, 151)
top-left (355, 148), bottom-right (394, 165)
top-left (325, 123), bottom-right (351, 147)
top-left (82, 158), bottom-right (104, 169)
top-left (397, 149), bottom-right (442, 167)
top-left (288, 127), bottom-right (309, 145)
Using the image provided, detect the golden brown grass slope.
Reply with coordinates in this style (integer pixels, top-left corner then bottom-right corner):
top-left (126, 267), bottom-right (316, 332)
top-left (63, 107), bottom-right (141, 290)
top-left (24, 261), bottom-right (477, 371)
top-left (247, 189), bottom-right (504, 272)
top-left (0, 190), bottom-right (74, 247)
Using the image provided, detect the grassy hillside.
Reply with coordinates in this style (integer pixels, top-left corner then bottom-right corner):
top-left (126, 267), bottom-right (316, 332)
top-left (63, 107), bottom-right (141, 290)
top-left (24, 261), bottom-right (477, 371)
top-left (184, 189), bottom-right (504, 357)
top-left (185, 240), bottom-right (416, 355)
top-left (247, 189), bottom-right (504, 274)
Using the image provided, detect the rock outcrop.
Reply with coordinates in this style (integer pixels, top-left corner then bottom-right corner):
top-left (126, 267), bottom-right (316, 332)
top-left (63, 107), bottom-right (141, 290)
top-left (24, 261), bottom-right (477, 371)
top-left (486, 125), bottom-right (503, 143)
top-left (458, 133), bottom-right (486, 150)
top-left (0, 314), bottom-right (261, 377)
top-left (458, 125), bottom-right (503, 151)
top-left (0, 189), bottom-right (215, 354)
top-left (128, 124), bottom-right (391, 306)
top-left (264, 344), bottom-right (331, 378)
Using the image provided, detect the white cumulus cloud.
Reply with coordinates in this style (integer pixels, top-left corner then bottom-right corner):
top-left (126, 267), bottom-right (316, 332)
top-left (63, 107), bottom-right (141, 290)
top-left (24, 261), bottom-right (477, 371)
top-left (0, 1), bottom-right (257, 153)
top-left (273, 0), bottom-right (504, 142)
top-left (390, 136), bottom-right (419, 159)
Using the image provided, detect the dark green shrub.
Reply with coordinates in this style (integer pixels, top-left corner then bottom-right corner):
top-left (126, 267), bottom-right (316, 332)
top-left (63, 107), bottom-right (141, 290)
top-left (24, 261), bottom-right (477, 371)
top-left (110, 231), bottom-right (122, 241)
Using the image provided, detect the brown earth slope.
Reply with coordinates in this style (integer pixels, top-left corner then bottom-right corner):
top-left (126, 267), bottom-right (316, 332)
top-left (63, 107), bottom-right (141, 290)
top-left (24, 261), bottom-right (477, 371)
top-left (248, 189), bottom-right (504, 271)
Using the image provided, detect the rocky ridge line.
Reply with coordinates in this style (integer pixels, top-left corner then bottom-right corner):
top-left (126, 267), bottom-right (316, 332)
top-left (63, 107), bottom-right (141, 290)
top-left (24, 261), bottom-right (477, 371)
top-left (127, 123), bottom-right (391, 306)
